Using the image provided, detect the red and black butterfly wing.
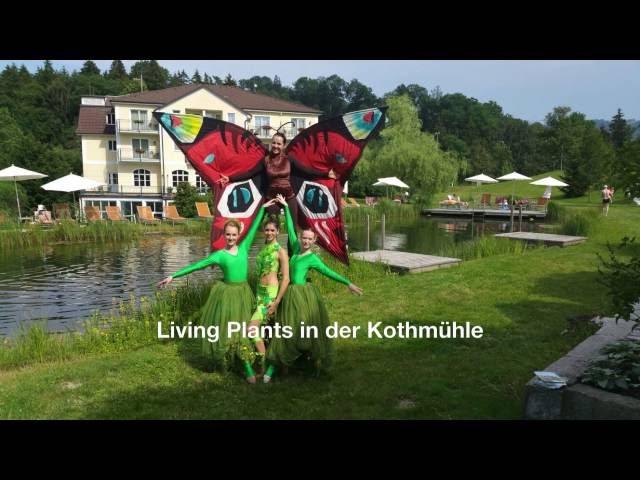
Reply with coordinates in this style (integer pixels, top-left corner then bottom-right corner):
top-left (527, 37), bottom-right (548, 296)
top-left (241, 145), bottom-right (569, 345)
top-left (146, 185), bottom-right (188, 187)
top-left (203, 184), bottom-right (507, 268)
top-left (153, 112), bottom-right (268, 250)
top-left (286, 107), bottom-right (387, 264)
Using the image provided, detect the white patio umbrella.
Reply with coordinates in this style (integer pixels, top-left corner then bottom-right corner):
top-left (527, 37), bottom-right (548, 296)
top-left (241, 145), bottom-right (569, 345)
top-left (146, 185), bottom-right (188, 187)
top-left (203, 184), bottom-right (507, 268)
top-left (530, 176), bottom-right (568, 200)
top-left (497, 171), bottom-right (532, 202)
top-left (41, 173), bottom-right (105, 220)
top-left (373, 177), bottom-right (410, 188)
top-left (464, 173), bottom-right (498, 186)
top-left (464, 173), bottom-right (498, 206)
top-left (372, 176), bottom-right (409, 198)
top-left (0, 164), bottom-right (48, 221)
top-left (530, 176), bottom-right (569, 187)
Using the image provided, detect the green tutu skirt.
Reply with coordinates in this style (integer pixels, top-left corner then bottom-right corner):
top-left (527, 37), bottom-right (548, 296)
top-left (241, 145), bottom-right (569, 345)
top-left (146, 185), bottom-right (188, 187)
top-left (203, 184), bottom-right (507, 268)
top-left (267, 283), bottom-right (335, 370)
top-left (199, 281), bottom-right (255, 370)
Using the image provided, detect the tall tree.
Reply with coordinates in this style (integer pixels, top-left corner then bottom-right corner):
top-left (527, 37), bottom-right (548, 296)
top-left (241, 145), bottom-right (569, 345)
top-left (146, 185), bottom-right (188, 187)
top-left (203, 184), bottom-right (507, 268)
top-left (609, 108), bottom-right (633, 149)
top-left (354, 95), bottom-right (460, 200)
top-left (546, 107), bottom-right (615, 197)
top-left (191, 69), bottom-right (202, 84)
top-left (106, 60), bottom-right (128, 80)
top-left (344, 79), bottom-right (379, 112)
top-left (129, 60), bottom-right (169, 90)
top-left (616, 139), bottom-right (640, 197)
top-left (223, 74), bottom-right (237, 86)
top-left (80, 60), bottom-right (101, 76)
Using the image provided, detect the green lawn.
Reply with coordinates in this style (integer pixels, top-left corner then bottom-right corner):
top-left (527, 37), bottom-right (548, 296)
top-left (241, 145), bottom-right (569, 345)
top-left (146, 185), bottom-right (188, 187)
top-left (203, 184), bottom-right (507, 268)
top-left (0, 195), bottom-right (637, 419)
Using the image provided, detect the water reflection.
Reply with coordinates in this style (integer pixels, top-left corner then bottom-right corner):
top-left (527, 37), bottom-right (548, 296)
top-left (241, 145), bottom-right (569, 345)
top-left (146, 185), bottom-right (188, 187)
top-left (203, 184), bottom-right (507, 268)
top-left (0, 217), bottom-right (545, 335)
top-left (347, 215), bottom-right (544, 255)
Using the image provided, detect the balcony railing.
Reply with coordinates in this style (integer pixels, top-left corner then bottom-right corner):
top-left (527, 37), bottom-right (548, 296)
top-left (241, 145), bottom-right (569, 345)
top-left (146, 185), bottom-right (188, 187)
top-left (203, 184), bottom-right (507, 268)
top-left (245, 124), bottom-right (304, 139)
top-left (117, 119), bottom-right (159, 133)
top-left (117, 148), bottom-right (161, 163)
top-left (84, 185), bottom-right (173, 196)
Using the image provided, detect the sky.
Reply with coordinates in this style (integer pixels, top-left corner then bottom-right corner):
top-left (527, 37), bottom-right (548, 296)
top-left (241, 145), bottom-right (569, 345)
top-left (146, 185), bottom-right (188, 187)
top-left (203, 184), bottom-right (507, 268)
top-left (1, 60), bottom-right (638, 123)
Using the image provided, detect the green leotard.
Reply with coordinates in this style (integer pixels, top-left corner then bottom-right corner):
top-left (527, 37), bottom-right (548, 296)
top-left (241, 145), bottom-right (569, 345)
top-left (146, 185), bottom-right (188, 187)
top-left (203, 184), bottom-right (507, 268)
top-left (284, 204), bottom-right (350, 286)
top-left (171, 206), bottom-right (266, 281)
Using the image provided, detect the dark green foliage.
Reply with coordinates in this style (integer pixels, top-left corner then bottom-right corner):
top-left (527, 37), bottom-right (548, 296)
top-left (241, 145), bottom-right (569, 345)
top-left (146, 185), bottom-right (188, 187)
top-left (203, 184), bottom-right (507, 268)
top-left (581, 341), bottom-right (640, 397)
top-left (598, 236), bottom-right (640, 325)
top-left (174, 182), bottom-right (200, 218)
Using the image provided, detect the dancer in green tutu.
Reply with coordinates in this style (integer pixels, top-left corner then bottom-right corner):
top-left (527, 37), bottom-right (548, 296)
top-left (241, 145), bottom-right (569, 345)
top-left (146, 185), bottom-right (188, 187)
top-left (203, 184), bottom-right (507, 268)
top-left (248, 213), bottom-right (290, 376)
top-left (264, 194), bottom-right (363, 383)
top-left (157, 198), bottom-right (277, 384)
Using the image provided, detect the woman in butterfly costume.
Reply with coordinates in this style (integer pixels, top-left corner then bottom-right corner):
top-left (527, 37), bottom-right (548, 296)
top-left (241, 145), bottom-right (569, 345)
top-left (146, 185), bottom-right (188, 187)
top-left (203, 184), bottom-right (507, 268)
top-left (154, 107), bottom-right (387, 266)
top-left (218, 130), bottom-right (337, 231)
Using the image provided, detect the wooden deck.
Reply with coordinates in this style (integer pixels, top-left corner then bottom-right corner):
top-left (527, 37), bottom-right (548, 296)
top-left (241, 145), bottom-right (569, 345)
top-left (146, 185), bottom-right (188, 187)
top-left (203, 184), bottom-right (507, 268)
top-left (351, 250), bottom-right (461, 273)
top-left (494, 232), bottom-right (587, 247)
top-left (423, 208), bottom-right (546, 219)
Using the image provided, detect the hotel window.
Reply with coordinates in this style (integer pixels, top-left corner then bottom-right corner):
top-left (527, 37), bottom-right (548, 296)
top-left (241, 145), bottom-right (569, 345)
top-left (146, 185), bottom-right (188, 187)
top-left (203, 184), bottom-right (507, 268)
top-left (108, 140), bottom-right (117, 151)
top-left (108, 173), bottom-right (118, 185)
top-left (196, 174), bottom-right (209, 193)
top-left (172, 170), bottom-right (189, 187)
top-left (133, 169), bottom-right (151, 187)
top-left (204, 110), bottom-right (221, 119)
top-left (132, 139), bottom-right (149, 158)
top-left (227, 113), bottom-right (236, 124)
top-left (291, 118), bottom-right (306, 131)
top-left (131, 109), bottom-right (148, 128)
top-left (106, 113), bottom-right (115, 124)
top-left (254, 116), bottom-right (270, 136)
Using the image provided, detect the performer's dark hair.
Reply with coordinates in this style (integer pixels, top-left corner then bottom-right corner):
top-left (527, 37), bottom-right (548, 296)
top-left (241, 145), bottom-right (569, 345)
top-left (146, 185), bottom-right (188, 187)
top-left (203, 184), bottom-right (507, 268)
top-left (272, 131), bottom-right (287, 144)
top-left (264, 214), bottom-right (280, 230)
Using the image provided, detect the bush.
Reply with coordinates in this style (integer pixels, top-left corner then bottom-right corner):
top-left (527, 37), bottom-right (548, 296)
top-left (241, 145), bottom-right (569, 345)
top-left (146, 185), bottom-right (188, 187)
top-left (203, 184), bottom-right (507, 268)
top-left (580, 340), bottom-right (640, 398)
top-left (598, 236), bottom-right (640, 325)
top-left (174, 182), bottom-right (200, 218)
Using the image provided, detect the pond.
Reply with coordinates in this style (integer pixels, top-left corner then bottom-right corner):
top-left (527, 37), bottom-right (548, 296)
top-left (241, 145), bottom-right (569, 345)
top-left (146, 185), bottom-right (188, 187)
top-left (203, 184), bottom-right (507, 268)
top-left (0, 216), bottom-right (546, 335)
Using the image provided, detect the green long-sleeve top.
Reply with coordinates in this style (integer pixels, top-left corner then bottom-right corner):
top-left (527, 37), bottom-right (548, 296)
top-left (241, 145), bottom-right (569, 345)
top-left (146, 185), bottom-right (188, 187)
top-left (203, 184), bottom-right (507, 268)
top-left (171, 207), bottom-right (266, 282)
top-left (284, 204), bottom-right (350, 286)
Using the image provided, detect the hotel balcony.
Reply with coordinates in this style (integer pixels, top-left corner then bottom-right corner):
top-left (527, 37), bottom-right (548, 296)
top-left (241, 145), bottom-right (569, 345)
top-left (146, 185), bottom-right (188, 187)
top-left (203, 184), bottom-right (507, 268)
top-left (83, 185), bottom-right (175, 197)
top-left (117, 147), bottom-right (161, 163)
top-left (245, 124), bottom-right (304, 139)
top-left (117, 119), bottom-right (159, 133)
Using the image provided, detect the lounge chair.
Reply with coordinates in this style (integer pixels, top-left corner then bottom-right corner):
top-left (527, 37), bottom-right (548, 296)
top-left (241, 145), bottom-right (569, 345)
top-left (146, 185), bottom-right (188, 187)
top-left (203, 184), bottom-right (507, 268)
top-left (165, 205), bottom-right (187, 224)
top-left (479, 193), bottom-right (491, 208)
top-left (105, 206), bottom-right (125, 222)
top-left (533, 197), bottom-right (548, 212)
top-left (136, 205), bottom-right (161, 225)
top-left (84, 206), bottom-right (102, 222)
top-left (348, 197), bottom-right (360, 207)
top-left (341, 198), bottom-right (349, 208)
top-left (53, 203), bottom-right (72, 220)
top-left (195, 202), bottom-right (213, 219)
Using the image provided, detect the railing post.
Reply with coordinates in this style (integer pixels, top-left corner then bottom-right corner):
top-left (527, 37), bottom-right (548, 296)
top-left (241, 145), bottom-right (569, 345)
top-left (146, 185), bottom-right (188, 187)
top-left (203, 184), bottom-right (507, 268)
top-left (381, 213), bottom-right (386, 251)
top-left (510, 201), bottom-right (514, 233)
top-left (518, 204), bottom-right (523, 232)
top-left (366, 214), bottom-right (370, 251)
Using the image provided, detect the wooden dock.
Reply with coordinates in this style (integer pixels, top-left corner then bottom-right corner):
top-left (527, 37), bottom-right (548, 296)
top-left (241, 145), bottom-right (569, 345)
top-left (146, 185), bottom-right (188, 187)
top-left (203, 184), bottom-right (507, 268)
top-left (351, 250), bottom-right (461, 274)
top-left (423, 208), bottom-right (546, 219)
top-left (494, 232), bottom-right (587, 247)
